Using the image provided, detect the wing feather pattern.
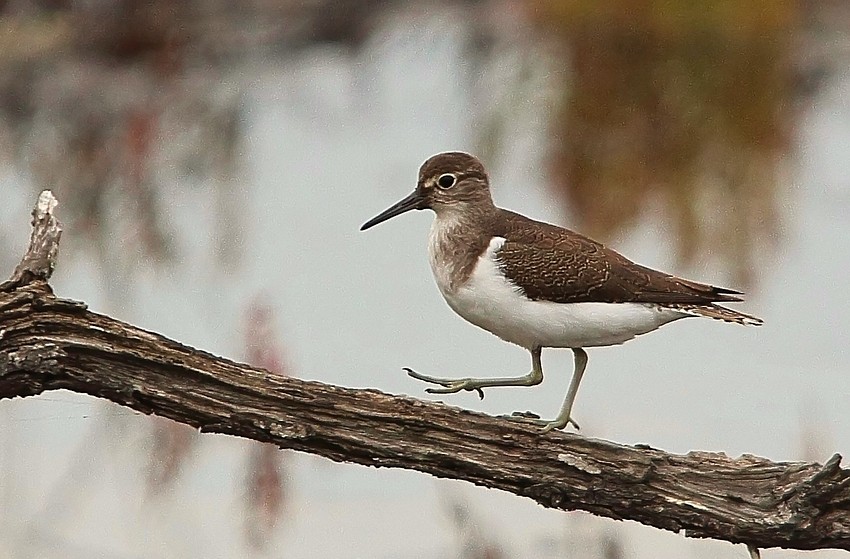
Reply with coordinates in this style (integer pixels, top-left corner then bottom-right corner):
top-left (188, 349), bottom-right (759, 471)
top-left (491, 210), bottom-right (744, 306)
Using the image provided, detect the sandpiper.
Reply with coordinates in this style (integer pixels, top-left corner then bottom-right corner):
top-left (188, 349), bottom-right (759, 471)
top-left (361, 152), bottom-right (762, 432)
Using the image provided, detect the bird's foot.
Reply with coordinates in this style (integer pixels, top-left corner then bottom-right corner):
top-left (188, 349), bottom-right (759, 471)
top-left (403, 368), bottom-right (486, 399)
top-left (501, 411), bottom-right (580, 432)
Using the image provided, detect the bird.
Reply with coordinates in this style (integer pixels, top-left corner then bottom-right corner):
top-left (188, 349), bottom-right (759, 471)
top-left (360, 152), bottom-right (762, 432)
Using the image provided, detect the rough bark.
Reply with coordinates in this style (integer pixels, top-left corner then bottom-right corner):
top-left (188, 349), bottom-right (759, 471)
top-left (1, 191), bottom-right (849, 551)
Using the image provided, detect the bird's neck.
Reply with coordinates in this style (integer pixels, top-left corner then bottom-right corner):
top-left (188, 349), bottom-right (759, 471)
top-left (428, 202), bottom-right (497, 293)
top-left (433, 196), bottom-right (497, 226)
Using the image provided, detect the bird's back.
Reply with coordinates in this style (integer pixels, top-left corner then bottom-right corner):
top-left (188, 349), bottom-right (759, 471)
top-left (490, 208), bottom-right (750, 307)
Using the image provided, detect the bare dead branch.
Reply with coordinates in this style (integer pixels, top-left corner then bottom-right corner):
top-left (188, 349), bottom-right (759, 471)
top-left (0, 190), bottom-right (62, 292)
top-left (1, 192), bottom-right (849, 552)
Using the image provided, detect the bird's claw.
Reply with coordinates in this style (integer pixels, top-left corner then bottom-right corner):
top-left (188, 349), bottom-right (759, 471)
top-left (404, 368), bottom-right (486, 399)
top-left (425, 386), bottom-right (486, 399)
top-left (501, 411), bottom-right (581, 432)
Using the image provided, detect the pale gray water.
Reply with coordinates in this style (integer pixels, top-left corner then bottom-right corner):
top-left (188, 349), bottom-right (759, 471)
top-left (1, 17), bottom-right (849, 559)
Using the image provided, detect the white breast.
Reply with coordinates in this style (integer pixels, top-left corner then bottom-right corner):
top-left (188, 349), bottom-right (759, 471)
top-left (433, 236), bottom-right (688, 349)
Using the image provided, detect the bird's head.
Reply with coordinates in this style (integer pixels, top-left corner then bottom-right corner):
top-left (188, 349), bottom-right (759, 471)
top-left (360, 152), bottom-right (493, 231)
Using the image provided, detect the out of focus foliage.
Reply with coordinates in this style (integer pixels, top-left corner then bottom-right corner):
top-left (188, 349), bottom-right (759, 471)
top-left (0, 1), bottom-right (836, 288)
top-left (528, 0), bottom-right (815, 286)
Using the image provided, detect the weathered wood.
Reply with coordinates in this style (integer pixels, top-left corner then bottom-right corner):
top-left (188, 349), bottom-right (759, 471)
top-left (0, 190), bottom-right (62, 292)
top-left (1, 191), bottom-right (849, 551)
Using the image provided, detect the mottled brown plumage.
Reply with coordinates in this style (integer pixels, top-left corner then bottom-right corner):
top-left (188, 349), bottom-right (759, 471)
top-left (493, 210), bottom-right (741, 302)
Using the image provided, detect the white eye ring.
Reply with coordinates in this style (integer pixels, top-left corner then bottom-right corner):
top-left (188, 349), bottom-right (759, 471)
top-left (437, 173), bottom-right (456, 189)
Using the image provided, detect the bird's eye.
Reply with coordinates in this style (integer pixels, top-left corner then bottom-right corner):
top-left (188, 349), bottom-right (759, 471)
top-left (437, 173), bottom-right (456, 189)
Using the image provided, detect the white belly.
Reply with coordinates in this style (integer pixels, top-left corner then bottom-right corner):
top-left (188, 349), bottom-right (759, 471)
top-left (433, 237), bottom-right (689, 349)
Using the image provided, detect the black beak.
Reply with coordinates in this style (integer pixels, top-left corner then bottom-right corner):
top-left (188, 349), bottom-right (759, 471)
top-left (360, 191), bottom-right (424, 231)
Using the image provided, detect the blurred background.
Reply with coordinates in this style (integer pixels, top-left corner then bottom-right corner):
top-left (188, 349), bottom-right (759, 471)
top-left (0, 1), bottom-right (848, 557)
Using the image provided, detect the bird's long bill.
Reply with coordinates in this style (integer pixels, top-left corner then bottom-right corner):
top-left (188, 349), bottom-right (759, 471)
top-left (360, 191), bottom-right (423, 231)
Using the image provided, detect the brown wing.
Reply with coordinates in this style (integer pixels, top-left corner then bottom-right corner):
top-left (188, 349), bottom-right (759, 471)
top-left (492, 210), bottom-right (743, 305)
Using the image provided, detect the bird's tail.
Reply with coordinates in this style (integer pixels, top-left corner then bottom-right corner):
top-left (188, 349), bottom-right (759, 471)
top-left (669, 303), bottom-right (763, 326)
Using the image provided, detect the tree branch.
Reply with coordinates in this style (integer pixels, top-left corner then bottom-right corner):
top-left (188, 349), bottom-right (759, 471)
top-left (1, 191), bottom-right (849, 551)
top-left (0, 190), bottom-right (62, 292)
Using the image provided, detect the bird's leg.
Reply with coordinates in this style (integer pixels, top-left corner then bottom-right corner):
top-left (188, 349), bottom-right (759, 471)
top-left (506, 348), bottom-right (587, 432)
top-left (547, 347), bottom-right (587, 432)
top-left (404, 347), bottom-right (545, 400)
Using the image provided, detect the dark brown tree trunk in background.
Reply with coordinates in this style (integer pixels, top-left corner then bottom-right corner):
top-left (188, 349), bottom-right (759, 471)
top-left (1, 191), bottom-right (849, 552)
